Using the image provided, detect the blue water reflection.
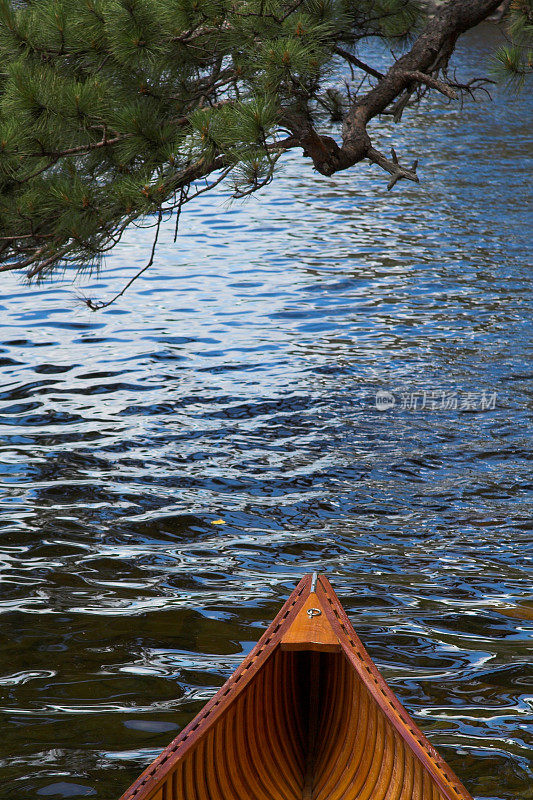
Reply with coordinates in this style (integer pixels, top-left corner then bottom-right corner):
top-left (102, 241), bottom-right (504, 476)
top-left (0, 23), bottom-right (531, 800)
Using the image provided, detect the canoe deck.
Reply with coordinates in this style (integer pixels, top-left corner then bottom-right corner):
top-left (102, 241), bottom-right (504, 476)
top-left (118, 574), bottom-right (474, 800)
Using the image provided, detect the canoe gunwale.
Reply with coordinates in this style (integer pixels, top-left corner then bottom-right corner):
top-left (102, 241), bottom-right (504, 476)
top-left (118, 574), bottom-right (475, 800)
top-left (118, 576), bottom-right (311, 800)
top-left (315, 575), bottom-right (474, 800)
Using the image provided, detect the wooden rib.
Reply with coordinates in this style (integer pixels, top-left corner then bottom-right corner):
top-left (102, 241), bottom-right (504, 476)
top-left (380, 732), bottom-right (405, 800)
top-left (316, 575), bottom-right (474, 800)
top-left (315, 659), bottom-right (366, 798)
top-left (364, 719), bottom-right (395, 800)
top-left (121, 574), bottom-right (476, 800)
top-left (182, 743), bottom-right (198, 800)
top-left (354, 703), bottom-right (387, 799)
top-left (345, 690), bottom-right (380, 797)
top-left (413, 755), bottom-right (424, 797)
top-left (254, 664), bottom-right (293, 795)
top-left (212, 711), bottom-right (238, 800)
top-left (171, 757), bottom-right (182, 800)
top-left (269, 653), bottom-right (304, 795)
top-left (277, 651), bottom-right (305, 782)
top-left (248, 666), bottom-right (298, 800)
top-left (247, 672), bottom-right (287, 797)
top-left (224, 705), bottom-right (254, 798)
top-left (228, 699), bottom-right (264, 800)
top-left (192, 730), bottom-right (207, 797)
top-left (399, 746), bottom-right (415, 800)
top-left (314, 656), bottom-right (353, 794)
top-left (205, 726), bottom-right (223, 800)
top-left (233, 693), bottom-right (278, 800)
top-left (423, 764), bottom-right (433, 800)
top-left (310, 651), bottom-right (457, 800)
top-left (237, 674), bottom-right (271, 800)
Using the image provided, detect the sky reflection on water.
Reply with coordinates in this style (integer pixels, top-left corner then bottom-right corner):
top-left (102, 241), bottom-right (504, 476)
top-left (0, 24), bottom-right (532, 800)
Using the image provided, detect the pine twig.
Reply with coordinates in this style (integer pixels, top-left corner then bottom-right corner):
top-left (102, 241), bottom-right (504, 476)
top-left (367, 146), bottom-right (419, 190)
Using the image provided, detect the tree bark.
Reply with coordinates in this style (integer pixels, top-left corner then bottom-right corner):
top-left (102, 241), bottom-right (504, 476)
top-left (291, 0), bottom-right (502, 177)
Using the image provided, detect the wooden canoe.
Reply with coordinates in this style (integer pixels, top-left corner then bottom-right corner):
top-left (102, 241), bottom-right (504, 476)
top-left (118, 573), bottom-right (474, 800)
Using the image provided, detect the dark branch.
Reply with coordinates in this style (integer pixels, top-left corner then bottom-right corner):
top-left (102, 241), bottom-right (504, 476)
top-left (400, 70), bottom-right (457, 99)
top-left (0, 0), bottom-right (505, 284)
top-left (288, 0), bottom-right (502, 179)
top-left (333, 47), bottom-right (384, 80)
top-left (367, 146), bottom-right (419, 190)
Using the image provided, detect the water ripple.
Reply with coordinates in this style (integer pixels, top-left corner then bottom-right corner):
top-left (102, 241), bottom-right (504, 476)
top-left (0, 24), bottom-right (531, 800)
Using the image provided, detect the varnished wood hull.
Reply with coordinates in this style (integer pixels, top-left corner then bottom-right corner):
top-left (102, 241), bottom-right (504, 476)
top-left (119, 575), bottom-right (474, 800)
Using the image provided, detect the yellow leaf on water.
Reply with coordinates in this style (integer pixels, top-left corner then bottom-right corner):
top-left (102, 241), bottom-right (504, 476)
top-left (211, 519), bottom-right (226, 525)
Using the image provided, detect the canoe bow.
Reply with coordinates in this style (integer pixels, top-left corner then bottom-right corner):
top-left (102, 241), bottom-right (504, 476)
top-left (118, 573), bottom-right (474, 800)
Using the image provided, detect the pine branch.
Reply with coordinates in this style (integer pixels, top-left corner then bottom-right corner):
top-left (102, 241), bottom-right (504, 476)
top-left (83, 206), bottom-right (164, 310)
top-left (400, 70), bottom-right (457, 99)
top-left (286, 0), bottom-right (502, 185)
top-left (367, 146), bottom-right (419, 190)
top-left (333, 47), bottom-right (384, 80)
top-left (0, 0), bottom-right (512, 284)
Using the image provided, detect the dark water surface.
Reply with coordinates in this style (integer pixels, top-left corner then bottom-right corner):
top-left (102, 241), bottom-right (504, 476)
top-left (1, 25), bottom-right (532, 800)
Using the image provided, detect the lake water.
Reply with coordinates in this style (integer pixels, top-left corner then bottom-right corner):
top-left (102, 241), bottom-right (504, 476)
top-left (0, 24), bottom-right (531, 800)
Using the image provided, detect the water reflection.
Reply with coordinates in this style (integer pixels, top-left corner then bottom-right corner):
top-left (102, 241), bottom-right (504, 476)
top-left (0, 24), bottom-right (532, 800)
